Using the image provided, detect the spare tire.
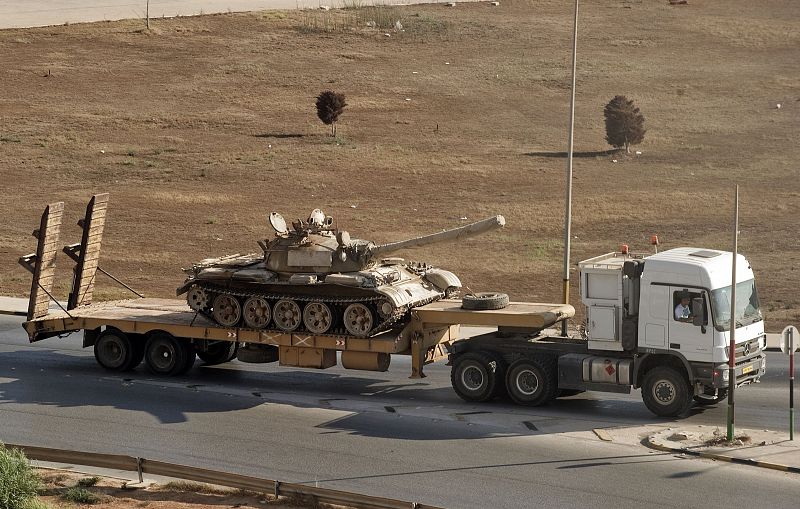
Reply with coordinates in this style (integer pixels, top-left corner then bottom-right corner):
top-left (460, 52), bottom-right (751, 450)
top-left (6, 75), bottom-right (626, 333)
top-left (461, 292), bottom-right (509, 310)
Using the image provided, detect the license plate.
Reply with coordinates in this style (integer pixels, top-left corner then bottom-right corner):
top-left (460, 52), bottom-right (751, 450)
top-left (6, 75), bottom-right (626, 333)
top-left (742, 365), bottom-right (754, 374)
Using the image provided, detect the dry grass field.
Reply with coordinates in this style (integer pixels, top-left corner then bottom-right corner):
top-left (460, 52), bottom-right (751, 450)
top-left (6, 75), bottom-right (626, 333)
top-left (0, 0), bottom-right (797, 329)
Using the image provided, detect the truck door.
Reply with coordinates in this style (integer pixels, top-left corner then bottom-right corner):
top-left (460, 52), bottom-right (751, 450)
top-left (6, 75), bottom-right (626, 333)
top-left (668, 287), bottom-right (710, 360)
top-left (643, 284), bottom-right (669, 348)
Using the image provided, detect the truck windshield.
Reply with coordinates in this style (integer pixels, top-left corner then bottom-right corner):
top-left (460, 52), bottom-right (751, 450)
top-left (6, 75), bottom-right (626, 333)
top-left (710, 279), bottom-right (762, 331)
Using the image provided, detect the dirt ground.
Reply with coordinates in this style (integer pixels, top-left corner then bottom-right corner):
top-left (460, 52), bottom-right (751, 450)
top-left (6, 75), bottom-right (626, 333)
top-left (0, 0), bottom-right (797, 328)
top-left (37, 469), bottom-right (349, 509)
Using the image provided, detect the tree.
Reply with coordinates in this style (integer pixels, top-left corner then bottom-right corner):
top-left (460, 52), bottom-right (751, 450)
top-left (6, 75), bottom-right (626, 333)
top-left (603, 95), bottom-right (646, 154)
top-left (316, 91), bottom-right (347, 137)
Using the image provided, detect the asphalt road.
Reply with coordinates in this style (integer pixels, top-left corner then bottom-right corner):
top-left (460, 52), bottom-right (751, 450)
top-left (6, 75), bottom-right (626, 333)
top-left (1, 314), bottom-right (798, 507)
top-left (0, 0), bottom-right (447, 30)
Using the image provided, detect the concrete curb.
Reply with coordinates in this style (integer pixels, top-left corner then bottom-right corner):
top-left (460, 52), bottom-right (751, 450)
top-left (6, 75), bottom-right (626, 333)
top-left (645, 435), bottom-right (800, 474)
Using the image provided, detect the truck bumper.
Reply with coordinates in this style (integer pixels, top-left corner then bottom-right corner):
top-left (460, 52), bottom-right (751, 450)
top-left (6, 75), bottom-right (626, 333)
top-left (710, 353), bottom-right (766, 389)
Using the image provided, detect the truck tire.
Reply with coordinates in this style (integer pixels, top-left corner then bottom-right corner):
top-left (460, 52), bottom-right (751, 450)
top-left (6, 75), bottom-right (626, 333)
top-left (451, 352), bottom-right (503, 402)
top-left (197, 341), bottom-right (237, 365)
top-left (94, 329), bottom-right (135, 371)
top-left (144, 333), bottom-right (188, 376)
top-left (642, 366), bottom-right (693, 417)
top-left (506, 358), bottom-right (557, 406)
top-left (461, 292), bottom-right (509, 311)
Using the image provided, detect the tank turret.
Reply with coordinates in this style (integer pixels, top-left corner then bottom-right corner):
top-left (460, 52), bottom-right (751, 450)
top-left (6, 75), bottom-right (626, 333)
top-left (178, 210), bottom-right (505, 337)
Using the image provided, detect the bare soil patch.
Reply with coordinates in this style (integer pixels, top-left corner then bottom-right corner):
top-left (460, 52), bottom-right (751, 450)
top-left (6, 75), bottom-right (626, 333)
top-left (0, 0), bottom-right (798, 327)
top-left (37, 469), bottom-right (350, 509)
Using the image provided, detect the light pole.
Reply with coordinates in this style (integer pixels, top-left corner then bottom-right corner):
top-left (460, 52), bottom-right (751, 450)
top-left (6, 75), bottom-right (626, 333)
top-left (727, 185), bottom-right (739, 440)
top-left (561, 0), bottom-right (579, 336)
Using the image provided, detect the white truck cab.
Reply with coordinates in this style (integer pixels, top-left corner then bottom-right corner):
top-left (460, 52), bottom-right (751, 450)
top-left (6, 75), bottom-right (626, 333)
top-left (579, 248), bottom-right (766, 415)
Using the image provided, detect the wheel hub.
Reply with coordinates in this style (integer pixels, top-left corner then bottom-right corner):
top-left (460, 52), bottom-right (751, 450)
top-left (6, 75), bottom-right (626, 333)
top-left (654, 380), bottom-right (676, 404)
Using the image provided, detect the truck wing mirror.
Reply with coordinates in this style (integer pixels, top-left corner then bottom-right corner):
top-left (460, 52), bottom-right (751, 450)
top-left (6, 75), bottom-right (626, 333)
top-left (692, 297), bottom-right (706, 327)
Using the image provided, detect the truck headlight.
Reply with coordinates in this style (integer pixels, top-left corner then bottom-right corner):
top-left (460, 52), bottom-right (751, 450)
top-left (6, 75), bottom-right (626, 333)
top-left (722, 369), bottom-right (729, 381)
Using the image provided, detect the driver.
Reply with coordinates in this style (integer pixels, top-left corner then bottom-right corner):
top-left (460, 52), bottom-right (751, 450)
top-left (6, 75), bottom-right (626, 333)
top-left (675, 292), bottom-right (692, 322)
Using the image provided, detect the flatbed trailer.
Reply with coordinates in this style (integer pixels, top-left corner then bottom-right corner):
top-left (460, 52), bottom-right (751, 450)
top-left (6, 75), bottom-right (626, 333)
top-left (19, 195), bottom-right (574, 379)
top-left (20, 195), bottom-right (765, 417)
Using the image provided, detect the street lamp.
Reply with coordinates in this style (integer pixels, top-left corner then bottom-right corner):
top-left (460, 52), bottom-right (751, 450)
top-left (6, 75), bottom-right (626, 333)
top-left (561, 0), bottom-right (579, 336)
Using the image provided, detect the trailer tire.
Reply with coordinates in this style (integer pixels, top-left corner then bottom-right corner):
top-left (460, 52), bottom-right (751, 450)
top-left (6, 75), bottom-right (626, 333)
top-left (126, 334), bottom-right (146, 371)
top-left (642, 366), bottom-right (693, 417)
top-left (94, 329), bottom-right (135, 371)
top-left (461, 292), bottom-right (509, 310)
top-left (197, 341), bottom-right (238, 365)
top-left (506, 358), bottom-right (557, 406)
top-left (144, 333), bottom-right (188, 376)
top-left (176, 340), bottom-right (196, 375)
top-left (451, 352), bottom-right (503, 402)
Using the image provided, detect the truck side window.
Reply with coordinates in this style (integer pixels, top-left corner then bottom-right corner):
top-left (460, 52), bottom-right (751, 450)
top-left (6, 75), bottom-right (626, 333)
top-left (673, 290), bottom-right (701, 323)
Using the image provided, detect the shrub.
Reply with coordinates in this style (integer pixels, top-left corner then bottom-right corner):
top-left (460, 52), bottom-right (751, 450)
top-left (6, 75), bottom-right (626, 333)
top-left (76, 477), bottom-right (100, 488)
top-left (315, 91), bottom-right (347, 137)
top-left (603, 95), bottom-right (646, 153)
top-left (0, 444), bottom-right (42, 509)
top-left (62, 487), bottom-right (100, 504)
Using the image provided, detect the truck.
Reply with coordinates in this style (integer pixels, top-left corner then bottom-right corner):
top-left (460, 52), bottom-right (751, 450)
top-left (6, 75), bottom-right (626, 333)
top-left (19, 195), bottom-right (766, 418)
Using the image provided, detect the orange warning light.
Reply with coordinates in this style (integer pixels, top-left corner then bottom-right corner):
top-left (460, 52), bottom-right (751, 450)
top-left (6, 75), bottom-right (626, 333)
top-left (650, 235), bottom-right (659, 246)
top-left (621, 244), bottom-right (629, 254)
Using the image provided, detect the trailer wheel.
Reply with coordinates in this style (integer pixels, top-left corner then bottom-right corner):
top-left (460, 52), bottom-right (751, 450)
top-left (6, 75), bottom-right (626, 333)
top-left (461, 292), bottom-right (509, 311)
top-left (641, 367), bottom-right (693, 417)
top-left (94, 329), bottom-right (135, 371)
top-left (127, 334), bottom-right (146, 371)
top-left (176, 341), bottom-right (196, 375)
top-left (144, 333), bottom-right (188, 376)
top-left (197, 341), bottom-right (238, 365)
top-left (451, 352), bottom-right (503, 402)
top-left (506, 358), bottom-right (557, 406)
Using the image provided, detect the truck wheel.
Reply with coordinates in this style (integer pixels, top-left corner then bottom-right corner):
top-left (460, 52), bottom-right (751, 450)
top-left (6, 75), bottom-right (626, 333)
top-left (461, 292), bottom-right (509, 311)
top-left (451, 352), bottom-right (503, 402)
top-left (506, 358), bottom-right (557, 406)
top-left (144, 333), bottom-right (187, 376)
top-left (642, 367), bottom-right (693, 417)
top-left (197, 341), bottom-right (237, 365)
top-left (94, 329), bottom-right (135, 371)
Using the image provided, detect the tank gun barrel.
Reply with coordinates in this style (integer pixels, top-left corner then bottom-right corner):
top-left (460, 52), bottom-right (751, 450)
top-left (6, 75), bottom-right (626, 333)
top-left (370, 215), bottom-right (505, 258)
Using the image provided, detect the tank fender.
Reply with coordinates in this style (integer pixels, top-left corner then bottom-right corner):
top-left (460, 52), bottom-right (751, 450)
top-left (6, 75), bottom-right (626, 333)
top-left (176, 281), bottom-right (194, 296)
top-left (377, 282), bottom-right (444, 308)
top-left (633, 351), bottom-right (693, 388)
top-left (423, 268), bottom-right (462, 291)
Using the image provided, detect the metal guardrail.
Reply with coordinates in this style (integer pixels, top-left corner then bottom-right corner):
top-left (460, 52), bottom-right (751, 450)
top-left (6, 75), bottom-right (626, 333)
top-left (6, 443), bottom-right (444, 509)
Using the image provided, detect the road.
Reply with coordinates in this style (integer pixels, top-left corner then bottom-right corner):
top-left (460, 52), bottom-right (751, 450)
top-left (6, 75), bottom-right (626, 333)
top-left (0, 0), bottom-right (449, 30)
top-left (1, 314), bottom-right (798, 507)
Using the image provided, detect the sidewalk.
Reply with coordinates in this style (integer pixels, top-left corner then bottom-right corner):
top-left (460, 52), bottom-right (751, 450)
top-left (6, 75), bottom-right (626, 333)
top-left (646, 426), bottom-right (800, 474)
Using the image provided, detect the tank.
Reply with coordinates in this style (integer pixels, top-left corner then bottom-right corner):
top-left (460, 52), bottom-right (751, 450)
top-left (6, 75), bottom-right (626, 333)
top-left (177, 210), bottom-right (505, 337)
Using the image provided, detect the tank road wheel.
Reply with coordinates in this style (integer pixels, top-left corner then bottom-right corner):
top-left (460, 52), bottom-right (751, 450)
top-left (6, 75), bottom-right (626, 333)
top-left (213, 294), bottom-right (242, 327)
top-left (642, 367), bottom-right (693, 417)
top-left (343, 303), bottom-right (374, 337)
top-left (451, 352), bottom-right (503, 402)
top-left (303, 302), bottom-right (334, 334)
top-left (197, 340), bottom-right (238, 365)
top-left (144, 333), bottom-right (187, 376)
top-left (94, 329), bottom-right (135, 371)
top-left (273, 299), bottom-right (302, 332)
top-left (186, 286), bottom-right (210, 312)
top-left (506, 358), bottom-right (558, 406)
top-left (242, 297), bottom-right (271, 329)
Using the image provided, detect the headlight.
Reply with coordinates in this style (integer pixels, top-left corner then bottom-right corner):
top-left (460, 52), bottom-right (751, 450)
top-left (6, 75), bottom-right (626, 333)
top-left (722, 369), bottom-right (729, 381)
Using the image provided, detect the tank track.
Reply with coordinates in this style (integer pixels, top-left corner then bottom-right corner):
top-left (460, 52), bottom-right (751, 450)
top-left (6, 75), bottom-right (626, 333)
top-left (192, 283), bottom-right (440, 337)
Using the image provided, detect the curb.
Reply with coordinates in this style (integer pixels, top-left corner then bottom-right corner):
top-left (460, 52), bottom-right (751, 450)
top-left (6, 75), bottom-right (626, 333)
top-left (645, 436), bottom-right (800, 474)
